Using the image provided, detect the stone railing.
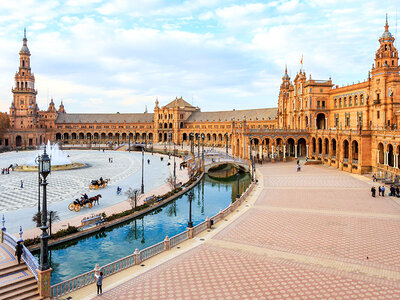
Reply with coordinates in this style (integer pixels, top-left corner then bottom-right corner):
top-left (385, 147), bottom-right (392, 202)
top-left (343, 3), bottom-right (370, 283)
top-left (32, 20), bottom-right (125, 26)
top-left (51, 179), bottom-right (256, 298)
top-left (1, 230), bottom-right (39, 280)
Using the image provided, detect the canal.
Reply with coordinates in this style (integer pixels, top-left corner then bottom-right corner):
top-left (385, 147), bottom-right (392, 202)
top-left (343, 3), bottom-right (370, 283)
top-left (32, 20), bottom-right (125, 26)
top-left (34, 173), bottom-right (251, 284)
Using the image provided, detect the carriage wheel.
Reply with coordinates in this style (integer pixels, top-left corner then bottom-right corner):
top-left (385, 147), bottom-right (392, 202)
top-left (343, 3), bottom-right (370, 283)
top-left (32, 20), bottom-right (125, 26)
top-left (74, 205), bottom-right (81, 212)
top-left (68, 203), bottom-right (75, 211)
top-left (90, 185), bottom-right (93, 190)
top-left (102, 184), bottom-right (105, 188)
top-left (95, 185), bottom-right (99, 190)
top-left (88, 203), bottom-right (93, 208)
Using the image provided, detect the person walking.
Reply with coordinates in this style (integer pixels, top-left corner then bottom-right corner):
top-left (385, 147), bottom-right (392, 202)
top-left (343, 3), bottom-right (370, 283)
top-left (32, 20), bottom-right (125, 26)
top-left (15, 241), bottom-right (23, 264)
top-left (381, 185), bottom-right (385, 197)
top-left (378, 186), bottom-right (382, 196)
top-left (95, 271), bottom-right (103, 295)
top-left (371, 186), bottom-right (376, 197)
top-left (297, 164), bottom-right (301, 172)
top-left (20, 180), bottom-right (24, 188)
top-left (396, 186), bottom-right (400, 197)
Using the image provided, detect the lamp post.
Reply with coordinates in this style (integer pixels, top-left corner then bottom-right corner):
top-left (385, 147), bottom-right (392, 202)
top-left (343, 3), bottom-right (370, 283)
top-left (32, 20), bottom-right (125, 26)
top-left (141, 148), bottom-right (145, 194)
top-left (201, 133), bottom-right (205, 169)
top-left (35, 155), bottom-right (41, 227)
top-left (38, 148), bottom-right (51, 271)
top-left (188, 190), bottom-right (194, 228)
top-left (190, 133), bottom-right (194, 155)
top-left (225, 133), bottom-right (229, 155)
top-left (128, 132), bottom-right (131, 152)
top-left (117, 131), bottom-right (120, 146)
top-left (236, 172), bottom-right (240, 198)
top-left (173, 140), bottom-right (176, 188)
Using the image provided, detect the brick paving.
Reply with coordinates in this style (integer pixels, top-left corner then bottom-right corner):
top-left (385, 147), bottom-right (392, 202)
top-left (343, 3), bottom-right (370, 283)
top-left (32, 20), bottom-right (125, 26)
top-left (92, 162), bottom-right (400, 299)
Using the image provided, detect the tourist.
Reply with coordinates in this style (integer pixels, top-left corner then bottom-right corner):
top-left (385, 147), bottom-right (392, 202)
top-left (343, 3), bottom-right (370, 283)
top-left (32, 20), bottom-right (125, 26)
top-left (20, 180), bottom-right (23, 188)
top-left (15, 241), bottom-right (23, 264)
top-left (297, 163), bottom-right (301, 172)
top-left (147, 159), bottom-right (150, 164)
top-left (371, 186), bottom-right (376, 197)
top-left (372, 174), bottom-right (377, 182)
top-left (390, 185), bottom-right (395, 196)
top-left (378, 186), bottom-right (382, 196)
top-left (396, 186), bottom-right (400, 197)
top-left (95, 271), bottom-right (103, 295)
top-left (381, 185), bottom-right (385, 197)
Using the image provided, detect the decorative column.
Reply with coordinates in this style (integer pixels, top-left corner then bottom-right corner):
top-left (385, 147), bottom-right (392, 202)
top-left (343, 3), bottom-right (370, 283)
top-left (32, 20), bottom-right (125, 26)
top-left (271, 145), bottom-right (275, 163)
top-left (325, 118), bottom-right (328, 129)
top-left (306, 145), bottom-right (309, 158)
top-left (395, 154), bottom-right (399, 169)
top-left (377, 150), bottom-right (380, 164)
top-left (283, 145), bottom-right (286, 162)
top-left (294, 145), bottom-right (298, 158)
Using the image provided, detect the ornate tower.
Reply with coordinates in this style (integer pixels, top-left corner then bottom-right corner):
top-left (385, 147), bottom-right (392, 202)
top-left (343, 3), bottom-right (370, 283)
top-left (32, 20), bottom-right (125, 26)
top-left (374, 15), bottom-right (398, 70)
top-left (371, 15), bottom-right (400, 129)
top-left (9, 29), bottom-right (38, 129)
top-left (278, 66), bottom-right (291, 128)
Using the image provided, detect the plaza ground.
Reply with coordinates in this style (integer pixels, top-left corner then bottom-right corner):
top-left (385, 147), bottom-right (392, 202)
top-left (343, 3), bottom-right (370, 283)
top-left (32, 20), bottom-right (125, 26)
top-left (65, 160), bottom-right (400, 299)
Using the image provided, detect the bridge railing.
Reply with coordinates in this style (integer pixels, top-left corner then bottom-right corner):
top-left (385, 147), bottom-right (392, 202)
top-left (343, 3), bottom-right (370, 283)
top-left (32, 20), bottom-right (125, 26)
top-left (2, 230), bottom-right (39, 281)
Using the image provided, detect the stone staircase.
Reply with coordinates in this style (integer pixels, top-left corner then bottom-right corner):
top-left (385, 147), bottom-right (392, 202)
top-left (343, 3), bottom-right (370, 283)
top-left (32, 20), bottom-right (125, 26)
top-left (0, 244), bottom-right (41, 300)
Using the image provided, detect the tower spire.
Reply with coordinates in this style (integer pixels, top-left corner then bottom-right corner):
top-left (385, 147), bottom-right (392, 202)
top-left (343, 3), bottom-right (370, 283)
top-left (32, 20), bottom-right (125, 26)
top-left (24, 27), bottom-right (26, 39)
top-left (385, 13), bottom-right (389, 32)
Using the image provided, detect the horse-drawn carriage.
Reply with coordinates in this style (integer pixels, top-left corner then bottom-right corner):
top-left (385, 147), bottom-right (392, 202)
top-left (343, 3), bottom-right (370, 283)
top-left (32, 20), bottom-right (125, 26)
top-left (89, 178), bottom-right (110, 190)
top-left (68, 194), bottom-right (102, 212)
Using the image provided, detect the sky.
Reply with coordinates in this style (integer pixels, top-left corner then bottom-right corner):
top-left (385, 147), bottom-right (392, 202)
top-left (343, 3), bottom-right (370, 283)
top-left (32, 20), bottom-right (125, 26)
top-left (0, 0), bottom-right (398, 114)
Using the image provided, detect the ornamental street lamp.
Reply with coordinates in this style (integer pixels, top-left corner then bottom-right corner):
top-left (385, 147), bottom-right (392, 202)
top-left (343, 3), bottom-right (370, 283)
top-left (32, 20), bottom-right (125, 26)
top-left (141, 148), bottom-right (145, 194)
top-left (173, 140), bottom-right (176, 187)
top-left (117, 131), bottom-right (120, 146)
top-left (201, 133), bottom-right (205, 169)
top-left (190, 133), bottom-right (194, 155)
top-left (35, 155), bottom-right (41, 227)
top-left (225, 133), bottom-right (229, 155)
top-left (128, 132), bottom-right (131, 152)
top-left (38, 148), bottom-right (51, 271)
top-left (188, 190), bottom-right (194, 228)
top-left (236, 172), bottom-right (240, 198)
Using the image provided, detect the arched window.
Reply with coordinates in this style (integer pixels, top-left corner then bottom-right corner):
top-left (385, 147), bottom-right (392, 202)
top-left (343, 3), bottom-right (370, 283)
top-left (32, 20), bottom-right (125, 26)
top-left (378, 62), bottom-right (380, 67)
top-left (392, 60), bottom-right (395, 66)
top-left (22, 60), bottom-right (25, 67)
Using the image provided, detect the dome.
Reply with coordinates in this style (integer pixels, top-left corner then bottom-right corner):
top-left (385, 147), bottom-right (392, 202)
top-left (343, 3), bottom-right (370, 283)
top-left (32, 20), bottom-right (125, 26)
top-left (381, 31), bottom-right (393, 40)
top-left (20, 44), bottom-right (30, 54)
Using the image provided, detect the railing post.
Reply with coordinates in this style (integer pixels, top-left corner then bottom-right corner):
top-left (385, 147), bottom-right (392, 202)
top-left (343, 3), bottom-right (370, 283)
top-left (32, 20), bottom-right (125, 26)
top-left (37, 268), bottom-right (52, 299)
top-left (164, 236), bottom-right (170, 251)
top-left (187, 227), bottom-right (194, 239)
top-left (219, 209), bottom-right (224, 219)
top-left (206, 216), bottom-right (211, 229)
top-left (134, 248), bottom-right (140, 265)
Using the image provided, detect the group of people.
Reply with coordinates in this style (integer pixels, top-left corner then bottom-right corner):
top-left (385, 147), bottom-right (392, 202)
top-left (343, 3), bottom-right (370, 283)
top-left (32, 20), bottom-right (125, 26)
top-left (108, 157), bottom-right (113, 163)
top-left (1, 164), bottom-right (15, 174)
top-left (371, 183), bottom-right (400, 198)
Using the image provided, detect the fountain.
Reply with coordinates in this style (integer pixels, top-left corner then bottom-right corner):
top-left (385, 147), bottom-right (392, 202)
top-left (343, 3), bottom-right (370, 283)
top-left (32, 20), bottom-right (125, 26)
top-left (15, 141), bottom-right (85, 172)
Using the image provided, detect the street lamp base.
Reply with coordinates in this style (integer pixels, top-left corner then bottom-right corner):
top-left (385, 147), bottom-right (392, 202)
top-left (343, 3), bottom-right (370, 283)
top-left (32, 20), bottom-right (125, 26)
top-left (187, 221), bottom-right (193, 228)
top-left (141, 185), bottom-right (144, 194)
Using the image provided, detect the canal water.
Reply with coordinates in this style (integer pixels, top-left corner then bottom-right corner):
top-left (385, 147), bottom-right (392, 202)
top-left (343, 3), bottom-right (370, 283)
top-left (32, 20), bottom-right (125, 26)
top-left (34, 173), bottom-right (251, 284)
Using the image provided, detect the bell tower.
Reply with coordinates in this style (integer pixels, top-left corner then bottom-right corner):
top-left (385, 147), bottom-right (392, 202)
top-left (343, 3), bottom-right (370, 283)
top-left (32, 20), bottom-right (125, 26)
top-left (373, 15), bottom-right (398, 71)
top-left (278, 66), bottom-right (291, 128)
top-left (9, 29), bottom-right (38, 129)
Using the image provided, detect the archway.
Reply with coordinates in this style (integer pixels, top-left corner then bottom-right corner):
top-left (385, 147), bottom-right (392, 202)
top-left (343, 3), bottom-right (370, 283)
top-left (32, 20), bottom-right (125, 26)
top-left (79, 132), bottom-right (84, 140)
top-left (352, 140), bottom-right (359, 163)
top-left (287, 138), bottom-right (295, 157)
top-left (318, 138), bottom-right (322, 154)
top-left (343, 140), bottom-right (349, 160)
top-left (324, 138), bottom-right (329, 155)
top-left (56, 133), bottom-right (62, 140)
top-left (16, 135), bottom-right (22, 147)
top-left (72, 133), bottom-right (77, 140)
top-left (182, 133), bottom-right (187, 141)
top-left (297, 138), bottom-right (307, 157)
top-left (378, 143), bottom-right (384, 164)
top-left (331, 139), bottom-right (337, 158)
top-left (63, 133), bottom-right (69, 140)
top-left (316, 113), bottom-right (326, 129)
top-left (388, 144), bottom-right (394, 167)
top-left (312, 137), bottom-right (316, 155)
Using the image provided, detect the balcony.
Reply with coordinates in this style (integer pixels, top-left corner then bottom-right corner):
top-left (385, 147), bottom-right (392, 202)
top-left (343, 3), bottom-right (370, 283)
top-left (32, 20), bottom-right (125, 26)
top-left (373, 99), bottom-right (380, 104)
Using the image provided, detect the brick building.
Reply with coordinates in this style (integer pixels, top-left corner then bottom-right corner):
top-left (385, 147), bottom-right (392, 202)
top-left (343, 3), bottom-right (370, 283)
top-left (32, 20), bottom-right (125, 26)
top-left (1, 19), bottom-right (400, 177)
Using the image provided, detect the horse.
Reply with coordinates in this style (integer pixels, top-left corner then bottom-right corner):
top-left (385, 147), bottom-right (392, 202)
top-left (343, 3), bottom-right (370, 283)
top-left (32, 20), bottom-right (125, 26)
top-left (90, 194), bottom-right (102, 206)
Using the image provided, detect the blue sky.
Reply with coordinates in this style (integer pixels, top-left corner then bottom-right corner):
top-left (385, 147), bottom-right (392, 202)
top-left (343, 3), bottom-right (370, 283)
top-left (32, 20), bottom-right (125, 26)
top-left (0, 0), bottom-right (398, 113)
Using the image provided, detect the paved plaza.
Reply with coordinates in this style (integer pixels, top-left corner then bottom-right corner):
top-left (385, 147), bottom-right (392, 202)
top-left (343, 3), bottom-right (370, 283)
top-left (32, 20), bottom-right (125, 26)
top-left (84, 162), bottom-right (400, 299)
top-left (0, 150), bottom-right (173, 234)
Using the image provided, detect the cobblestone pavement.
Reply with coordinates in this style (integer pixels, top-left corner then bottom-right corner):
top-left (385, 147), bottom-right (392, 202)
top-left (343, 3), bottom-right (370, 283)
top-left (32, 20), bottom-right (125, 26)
top-left (94, 162), bottom-right (400, 299)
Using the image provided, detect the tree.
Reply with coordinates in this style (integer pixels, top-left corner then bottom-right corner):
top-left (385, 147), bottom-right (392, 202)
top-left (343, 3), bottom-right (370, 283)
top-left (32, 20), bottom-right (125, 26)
top-left (32, 211), bottom-right (60, 236)
top-left (125, 188), bottom-right (142, 209)
top-left (166, 175), bottom-right (176, 189)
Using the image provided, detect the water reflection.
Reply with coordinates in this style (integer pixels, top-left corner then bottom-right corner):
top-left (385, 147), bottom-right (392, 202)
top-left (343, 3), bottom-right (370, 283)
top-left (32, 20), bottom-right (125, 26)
top-left (36, 173), bottom-right (250, 284)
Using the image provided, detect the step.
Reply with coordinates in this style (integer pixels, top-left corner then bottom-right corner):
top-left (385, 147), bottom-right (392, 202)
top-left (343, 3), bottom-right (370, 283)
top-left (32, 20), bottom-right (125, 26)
top-left (0, 275), bottom-right (36, 296)
top-left (1, 282), bottom-right (37, 300)
top-left (9, 289), bottom-right (41, 300)
top-left (0, 264), bottom-right (27, 277)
